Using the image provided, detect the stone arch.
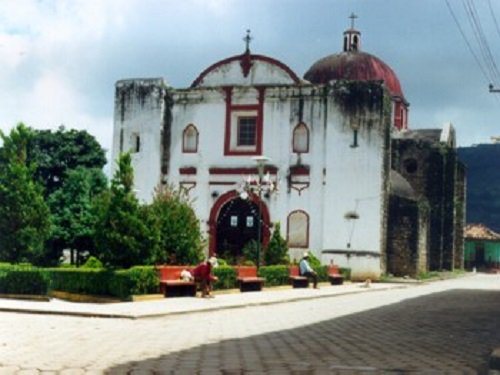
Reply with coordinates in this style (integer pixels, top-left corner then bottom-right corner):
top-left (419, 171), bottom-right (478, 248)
top-left (208, 190), bottom-right (271, 257)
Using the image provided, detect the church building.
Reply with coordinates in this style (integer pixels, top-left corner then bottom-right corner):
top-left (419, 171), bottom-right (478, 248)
top-left (111, 19), bottom-right (465, 280)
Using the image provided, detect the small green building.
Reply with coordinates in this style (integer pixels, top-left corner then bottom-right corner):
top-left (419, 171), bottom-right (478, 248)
top-left (464, 224), bottom-right (500, 271)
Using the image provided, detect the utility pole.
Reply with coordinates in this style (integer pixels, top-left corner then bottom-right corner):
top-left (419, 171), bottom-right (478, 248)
top-left (489, 84), bottom-right (500, 93)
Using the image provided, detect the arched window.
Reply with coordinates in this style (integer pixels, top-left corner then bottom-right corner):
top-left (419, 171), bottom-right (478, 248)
top-left (183, 124), bottom-right (198, 153)
top-left (292, 123), bottom-right (309, 153)
top-left (287, 210), bottom-right (309, 248)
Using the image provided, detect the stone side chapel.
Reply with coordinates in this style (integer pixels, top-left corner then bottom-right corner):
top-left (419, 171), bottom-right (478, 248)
top-left (111, 23), bottom-right (465, 280)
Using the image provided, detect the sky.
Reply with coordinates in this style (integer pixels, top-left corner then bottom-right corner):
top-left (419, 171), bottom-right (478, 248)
top-left (1, 0), bottom-right (500, 163)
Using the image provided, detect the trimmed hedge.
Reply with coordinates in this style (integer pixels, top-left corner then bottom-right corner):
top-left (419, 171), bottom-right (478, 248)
top-left (49, 266), bottom-right (159, 299)
top-left (0, 265), bottom-right (49, 295)
top-left (258, 265), bottom-right (290, 286)
top-left (213, 266), bottom-right (237, 290)
top-left (0, 263), bottom-right (352, 299)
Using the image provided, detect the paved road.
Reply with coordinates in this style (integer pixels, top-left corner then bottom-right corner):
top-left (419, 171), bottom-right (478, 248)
top-left (1, 274), bottom-right (500, 374)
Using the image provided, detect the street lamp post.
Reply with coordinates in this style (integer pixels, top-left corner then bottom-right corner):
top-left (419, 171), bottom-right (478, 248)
top-left (238, 156), bottom-right (276, 269)
top-left (251, 156), bottom-right (269, 270)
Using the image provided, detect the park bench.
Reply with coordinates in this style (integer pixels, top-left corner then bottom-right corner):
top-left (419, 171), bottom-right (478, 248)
top-left (289, 265), bottom-right (309, 288)
top-left (236, 266), bottom-right (265, 292)
top-left (328, 264), bottom-right (344, 285)
top-left (157, 266), bottom-right (196, 297)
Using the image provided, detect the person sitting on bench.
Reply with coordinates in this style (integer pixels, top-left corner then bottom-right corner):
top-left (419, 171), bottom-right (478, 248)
top-left (192, 256), bottom-right (218, 298)
top-left (299, 252), bottom-right (318, 289)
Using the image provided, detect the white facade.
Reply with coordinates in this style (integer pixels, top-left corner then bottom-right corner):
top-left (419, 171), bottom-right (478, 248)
top-left (112, 52), bottom-right (392, 280)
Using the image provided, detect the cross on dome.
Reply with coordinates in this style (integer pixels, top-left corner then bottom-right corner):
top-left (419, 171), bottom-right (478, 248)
top-left (343, 13), bottom-right (361, 51)
top-left (243, 29), bottom-right (252, 52)
top-left (349, 12), bottom-right (358, 29)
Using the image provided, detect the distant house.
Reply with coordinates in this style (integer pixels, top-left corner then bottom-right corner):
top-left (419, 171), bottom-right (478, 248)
top-left (464, 224), bottom-right (500, 271)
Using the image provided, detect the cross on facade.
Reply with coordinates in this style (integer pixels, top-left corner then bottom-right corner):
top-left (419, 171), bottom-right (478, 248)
top-left (349, 13), bottom-right (358, 29)
top-left (243, 29), bottom-right (252, 52)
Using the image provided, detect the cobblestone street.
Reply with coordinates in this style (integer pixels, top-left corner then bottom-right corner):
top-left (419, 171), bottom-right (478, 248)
top-left (1, 274), bottom-right (500, 374)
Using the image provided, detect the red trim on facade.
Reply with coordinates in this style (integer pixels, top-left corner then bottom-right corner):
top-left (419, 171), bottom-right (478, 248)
top-left (287, 210), bottom-right (310, 248)
top-left (179, 167), bottom-right (197, 175)
top-left (209, 167), bottom-right (278, 175)
top-left (289, 165), bottom-right (310, 176)
top-left (223, 86), bottom-right (265, 156)
top-left (208, 181), bottom-right (237, 185)
top-left (182, 124), bottom-right (199, 153)
top-left (292, 122), bottom-right (310, 153)
top-left (191, 54), bottom-right (301, 88)
top-left (208, 190), bottom-right (271, 256)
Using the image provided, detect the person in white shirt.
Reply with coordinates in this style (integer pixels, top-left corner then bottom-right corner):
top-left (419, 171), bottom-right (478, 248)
top-left (299, 252), bottom-right (318, 289)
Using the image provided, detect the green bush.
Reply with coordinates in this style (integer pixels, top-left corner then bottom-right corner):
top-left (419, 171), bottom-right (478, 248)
top-left (258, 265), bottom-right (290, 286)
top-left (81, 256), bottom-right (104, 269)
top-left (48, 268), bottom-right (113, 295)
top-left (242, 240), bottom-right (262, 266)
top-left (264, 223), bottom-right (289, 265)
top-left (312, 265), bottom-right (328, 282)
top-left (111, 266), bottom-right (159, 298)
top-left (48, 266), bottom-right (159, 299)
top-left (213, 266), bottom-right (237, 290)
top-left (339, 267), bottom-right (351, 280)
top-left (0, 266), bottom-right (49, 295)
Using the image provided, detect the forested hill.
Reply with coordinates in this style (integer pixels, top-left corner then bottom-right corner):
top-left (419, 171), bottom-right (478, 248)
top-left (458, 143), bottom-right (500, 232)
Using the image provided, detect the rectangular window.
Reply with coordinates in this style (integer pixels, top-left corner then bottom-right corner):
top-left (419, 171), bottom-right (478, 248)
top-left (246, 216), bottom-right (254, 227)
top-left (230, 216), bottom-right (238, 227)
top-left (237, 117), bottom-right (257, 146)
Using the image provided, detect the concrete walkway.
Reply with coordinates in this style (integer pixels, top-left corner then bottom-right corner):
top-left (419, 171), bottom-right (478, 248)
top-left (0, 281), bottom-right (410, 319)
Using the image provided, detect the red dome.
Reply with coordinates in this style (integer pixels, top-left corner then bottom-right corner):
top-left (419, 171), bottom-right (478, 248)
top-left (304, 51), bottom-right (404, 99)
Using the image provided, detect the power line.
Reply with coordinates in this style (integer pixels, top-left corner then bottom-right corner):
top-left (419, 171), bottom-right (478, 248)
top-left (445, 0), bottom-right (490, 85)
top-left (488, 0), bottom-right (500, 41)
top-left (464, 0), bottom-right (500, 83)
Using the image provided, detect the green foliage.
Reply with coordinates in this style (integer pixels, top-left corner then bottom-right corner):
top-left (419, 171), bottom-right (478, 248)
top-left (48, 266), bottom-right (159, 299)
top-left (306, 252), bottom-right (322, 268)
top-left (0, 264), bottom-right (49, 295)
top-left (27, 126), bottom-right (107, 197)
top-left (212, 266), bottom-right (237, 290)
top-left (0, 124), bottom-right (51, 265)
top-left (242, 240), bottom-right (262, 266)
top-left (257, 265), bottom-right (289, 286)
top-left (147, 185), bottom-right (204, 265)
top-left (339, 267), bottom-right (351, 280)
top-left (49, 268), bottom-right (113, 295)
top-left (264, 223), bottom-right (289, 265)
top-left (93, 153), bottom-right (158, 268)
top-left (48, 167), bottom-right (107, 265)
top-left (111, 266), bottom-right (159, 298)
top-left (81, 256), bottom-right (104, 269)
top-left (312, 265), bottom-right (329, 282)
top-left (216, 258), bottom-right (228, 267)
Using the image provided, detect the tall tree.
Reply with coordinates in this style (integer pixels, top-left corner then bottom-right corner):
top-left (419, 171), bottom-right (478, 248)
top-left (0, 124), bottom-right (51, 264)
top-left (27, 126), bottom-right (106, 197)
top-left (93, 153), bottom-right (158, 268)
top-left (48, 167), bottom-right (107, 265)
top-left (147, 185), bottom-right (204, 265)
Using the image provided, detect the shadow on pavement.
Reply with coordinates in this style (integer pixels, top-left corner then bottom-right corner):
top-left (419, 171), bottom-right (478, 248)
top-left (107, 290), bottom-right (500, 374)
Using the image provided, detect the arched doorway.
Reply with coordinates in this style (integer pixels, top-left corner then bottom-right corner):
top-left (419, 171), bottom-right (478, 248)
top-left (208, 190), bottom-right (270, 261)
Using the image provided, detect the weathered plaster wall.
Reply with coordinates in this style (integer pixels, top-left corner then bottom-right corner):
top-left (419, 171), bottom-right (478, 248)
top-left (112, 79), bottom-right (167, 202)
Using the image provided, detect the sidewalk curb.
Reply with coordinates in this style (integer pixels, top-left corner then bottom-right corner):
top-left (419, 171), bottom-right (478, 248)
top-left (0, 284), bottom-right (411, 320)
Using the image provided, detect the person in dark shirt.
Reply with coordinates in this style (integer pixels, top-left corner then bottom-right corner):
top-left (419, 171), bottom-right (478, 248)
top-left (192, 256), bottom-right (218, 298)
